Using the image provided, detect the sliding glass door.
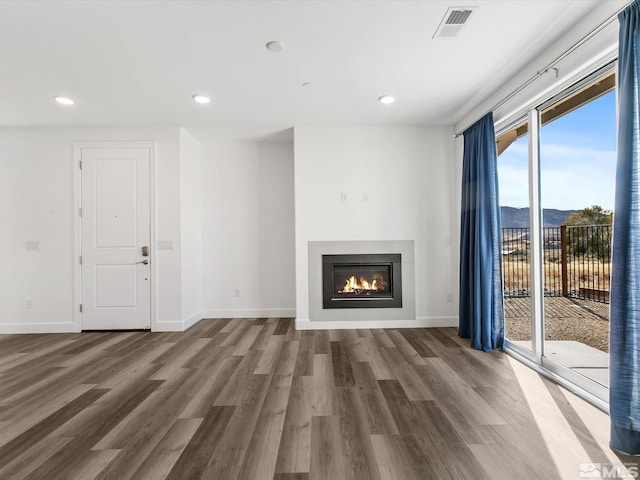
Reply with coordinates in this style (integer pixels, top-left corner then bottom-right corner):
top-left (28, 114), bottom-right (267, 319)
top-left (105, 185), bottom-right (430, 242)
top-left (538, 70), bottom-right (615, 399)
top-left (497, 118), bottom-right (532, 355)
top-left (497, 64), bottom-right (616, 404)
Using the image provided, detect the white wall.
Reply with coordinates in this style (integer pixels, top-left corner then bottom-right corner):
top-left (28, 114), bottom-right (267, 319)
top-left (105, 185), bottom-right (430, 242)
top-left (200, 142), bottom-right (296, 318)
top-left (294, 126), bottom-right (457, 327)
top-left (0, 126), bottom-right (183, 333)
top-left (180, 128), bottom-right (202, 328)
top-left (1, 126), bottom-right (454, 331)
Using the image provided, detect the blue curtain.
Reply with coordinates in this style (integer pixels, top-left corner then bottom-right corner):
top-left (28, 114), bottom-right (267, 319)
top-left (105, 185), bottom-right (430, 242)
top-left (459, 112), bottom-right (504, 352)
top-left (610, 0), bottom-right (640, 456)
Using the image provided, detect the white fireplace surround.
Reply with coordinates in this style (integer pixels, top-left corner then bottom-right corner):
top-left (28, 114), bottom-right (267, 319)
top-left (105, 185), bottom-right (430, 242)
top-left (298, 240), bottom-right (416, 329)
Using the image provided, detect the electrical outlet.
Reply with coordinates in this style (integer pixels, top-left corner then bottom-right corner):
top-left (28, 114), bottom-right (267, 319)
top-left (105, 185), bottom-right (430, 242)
top-left (340, 192), bottom-right (348, 203)
top-left (363, 192), bottom-right (369, 202)
top-left (25, 298), bottom-right (33, 309)
top-left (26, 241), bottom-right (39, 251)
top-left (234, 289), bottom-right (240, 298)
top-left (446, 293), bottom-right (453, 303)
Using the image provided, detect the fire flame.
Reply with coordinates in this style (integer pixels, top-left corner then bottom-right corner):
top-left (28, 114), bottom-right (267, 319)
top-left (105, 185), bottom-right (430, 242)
top-left (342, 275), bottom-right (378, 293)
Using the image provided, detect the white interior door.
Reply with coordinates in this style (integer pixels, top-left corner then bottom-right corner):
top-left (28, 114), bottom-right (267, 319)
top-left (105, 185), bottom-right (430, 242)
top-left (81, 146), bottom-right (151, 330)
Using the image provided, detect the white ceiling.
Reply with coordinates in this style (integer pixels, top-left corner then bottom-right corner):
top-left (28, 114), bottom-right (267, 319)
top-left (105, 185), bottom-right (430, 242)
top-left (0, 0), bottom-right (626, 141)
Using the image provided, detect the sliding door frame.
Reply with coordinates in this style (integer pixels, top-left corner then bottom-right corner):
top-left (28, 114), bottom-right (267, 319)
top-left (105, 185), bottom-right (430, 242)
top-left (499, 62), bottom-right (616, 411)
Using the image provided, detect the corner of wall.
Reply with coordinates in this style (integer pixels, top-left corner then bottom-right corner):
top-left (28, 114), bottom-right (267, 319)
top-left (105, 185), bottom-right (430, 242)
top-left (178, 128), bottom-right (203, 326)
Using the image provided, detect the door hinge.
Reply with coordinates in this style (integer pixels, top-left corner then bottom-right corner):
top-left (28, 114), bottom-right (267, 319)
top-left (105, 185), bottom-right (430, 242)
top-left (79, 304), bottom-right (83, 313)
top-left (79, 160), bottom-right (82, 169)
top-left (79, 255), bottom-right (82, 265)
top-left (78, 208), bottom-right (82, 217)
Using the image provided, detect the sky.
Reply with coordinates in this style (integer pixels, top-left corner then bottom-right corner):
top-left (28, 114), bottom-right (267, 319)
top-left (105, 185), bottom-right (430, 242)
top-left (498, 90), bottom-right (617, 211)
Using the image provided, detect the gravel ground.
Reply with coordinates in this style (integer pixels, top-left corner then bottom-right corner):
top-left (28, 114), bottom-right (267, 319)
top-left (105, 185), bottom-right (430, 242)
top-left (504, 296), bottom-right (609, 353)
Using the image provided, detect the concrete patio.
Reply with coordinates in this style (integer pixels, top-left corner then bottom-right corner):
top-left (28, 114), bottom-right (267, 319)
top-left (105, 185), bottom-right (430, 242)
top-left (505, 296), bottom-right (610, 387)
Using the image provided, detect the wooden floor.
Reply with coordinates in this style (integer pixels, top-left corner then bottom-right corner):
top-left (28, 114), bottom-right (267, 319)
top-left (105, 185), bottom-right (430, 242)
top-left (0, 318), bottom-right (635, 479)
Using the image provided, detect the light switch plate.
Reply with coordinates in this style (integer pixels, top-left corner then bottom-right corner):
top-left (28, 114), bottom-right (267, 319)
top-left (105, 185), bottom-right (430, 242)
top-left (26, 241), bottom-right (39, 251)
top-left (157, 240), bottom-right (174, 250)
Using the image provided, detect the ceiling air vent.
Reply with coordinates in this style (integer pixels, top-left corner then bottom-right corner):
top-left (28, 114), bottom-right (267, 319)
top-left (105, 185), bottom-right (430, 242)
top-left (433, 7), bottom-right (477, 39)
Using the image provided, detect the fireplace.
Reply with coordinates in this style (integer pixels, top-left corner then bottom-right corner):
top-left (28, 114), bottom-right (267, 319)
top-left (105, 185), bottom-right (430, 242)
top-left (322, 253), bottom-right (402, 309)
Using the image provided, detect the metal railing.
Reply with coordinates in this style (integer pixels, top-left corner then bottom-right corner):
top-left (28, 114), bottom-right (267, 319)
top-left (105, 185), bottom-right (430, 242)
top-left (502, 225), bottom-right (612, 303)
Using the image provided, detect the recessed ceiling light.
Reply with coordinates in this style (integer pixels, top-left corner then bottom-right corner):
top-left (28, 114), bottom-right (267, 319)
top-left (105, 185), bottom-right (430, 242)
top-left (266, 41), bottom-right (285, 53)
top-left (53, 96), bottom-right (74, 105)
top-left (192, 94), bottom-right (210, 104)
top-left (378, 95), bottom-right (395, 104)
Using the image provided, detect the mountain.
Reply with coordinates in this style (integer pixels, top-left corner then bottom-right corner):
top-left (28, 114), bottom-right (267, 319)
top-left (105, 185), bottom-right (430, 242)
top-left (500, 207), bottom-right (580, 228)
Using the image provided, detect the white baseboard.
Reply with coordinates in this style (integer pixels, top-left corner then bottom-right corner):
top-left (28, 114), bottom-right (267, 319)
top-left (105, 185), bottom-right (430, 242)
top-left (153, 320), bottom-right (184, 332)
top-left (295, 316), bottom-right (458, 330)
top-left (182, 311), bottom-right (202, 330)
top-left (201, 308), bottom-right (296, 319)
top-left (154, 312), bottom-right (204, 332)
top-left (0, 322), bottom-right (79, 334)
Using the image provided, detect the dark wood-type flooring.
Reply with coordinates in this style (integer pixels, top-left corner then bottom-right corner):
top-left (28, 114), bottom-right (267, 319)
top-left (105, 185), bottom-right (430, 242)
top-left (0, 318), bottom-right (632, 479)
